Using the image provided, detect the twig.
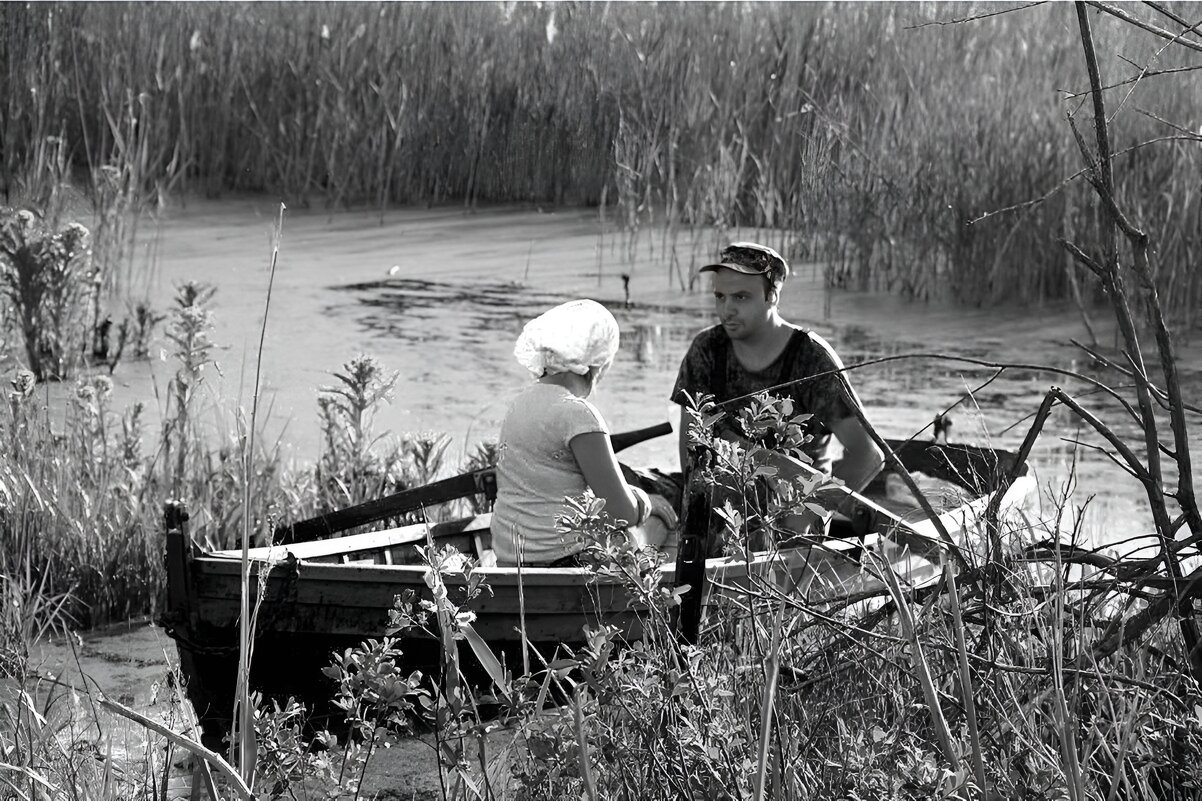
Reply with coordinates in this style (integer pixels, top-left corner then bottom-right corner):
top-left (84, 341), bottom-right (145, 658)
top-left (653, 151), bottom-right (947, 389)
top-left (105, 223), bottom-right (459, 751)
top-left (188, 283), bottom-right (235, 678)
top-left (1055, 437), bottom-right (1145, 482)
top-left (1084, 1), bottom-right (1202, 53)
top-left (970, 134), bottom-right (1202, 225)
top-left (906, 1), bottom-right (1047, 28)
top-left (1143, 0), bottom-right (1195, 28)
top-left (96, 694), bottom-right (253, 800)
top-left (831, 370), bottom-right (970, 572)
top-left (1050, 387), bottom-right (1151, 482)
top-left (943, 558), bottom-right (988, 794)
top-left (1059, 239), bottom-right (1106, 281)
top-left (1135, 106), bottom-right (1202, 138)
top-left (1074, 0), bottom-right (1202, 684)
top-left (1068, 338), bottom-right (1180, 413)
top-left (870, 549), bottom-right (960, 773)
top-left (1127, 208), bottom-right (1202, 539)
top-left (984, 391), bottom-right (1056, 548)
top-left (1061, 63), bottom-right (1202, 98)
top-left (723, 349), bottom-right (1202, 423)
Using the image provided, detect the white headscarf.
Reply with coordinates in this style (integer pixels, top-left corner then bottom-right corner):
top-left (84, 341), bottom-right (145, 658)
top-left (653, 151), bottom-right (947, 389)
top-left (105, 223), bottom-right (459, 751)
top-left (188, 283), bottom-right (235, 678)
top-left (513, 299), bottom-right (620, 378)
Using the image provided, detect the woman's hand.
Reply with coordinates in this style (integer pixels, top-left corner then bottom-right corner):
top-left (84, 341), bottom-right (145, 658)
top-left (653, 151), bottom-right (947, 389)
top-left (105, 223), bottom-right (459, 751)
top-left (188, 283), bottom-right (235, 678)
top-left (629, 493), bottom-right (678, 551)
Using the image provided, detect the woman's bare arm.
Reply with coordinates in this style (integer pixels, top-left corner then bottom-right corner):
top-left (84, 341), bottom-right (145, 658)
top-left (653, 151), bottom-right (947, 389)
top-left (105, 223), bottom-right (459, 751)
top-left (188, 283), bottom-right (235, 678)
top-left (570, 431), bottom-right (642, 524)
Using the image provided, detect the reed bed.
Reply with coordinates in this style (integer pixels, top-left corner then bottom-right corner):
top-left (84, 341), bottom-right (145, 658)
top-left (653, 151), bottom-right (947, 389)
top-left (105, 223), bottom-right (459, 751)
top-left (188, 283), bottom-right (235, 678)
top-left (2, 2), bottom-right (1199, 321)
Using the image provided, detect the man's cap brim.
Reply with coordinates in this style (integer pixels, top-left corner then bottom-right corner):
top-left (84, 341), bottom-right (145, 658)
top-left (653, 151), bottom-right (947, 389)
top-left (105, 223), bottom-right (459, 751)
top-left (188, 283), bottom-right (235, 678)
top-left (698, 261), bottom-right (772, 276)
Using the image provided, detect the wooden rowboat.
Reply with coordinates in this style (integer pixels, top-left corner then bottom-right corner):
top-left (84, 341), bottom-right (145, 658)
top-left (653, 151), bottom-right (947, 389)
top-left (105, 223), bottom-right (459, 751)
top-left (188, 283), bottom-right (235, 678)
top-left (160, 425), bottom-right (1033, 738)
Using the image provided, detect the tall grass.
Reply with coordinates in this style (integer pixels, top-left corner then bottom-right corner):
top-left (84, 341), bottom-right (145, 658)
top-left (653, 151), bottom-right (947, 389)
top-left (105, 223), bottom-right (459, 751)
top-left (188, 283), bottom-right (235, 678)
top-left (10, 366), bottom-right (1197, 798)
top-left (459, 390), bottom-right (1201, 800)
top-left (0, 285), bottom-right (468, 631)
top-left (2, 3), bottom-right (1198, 320)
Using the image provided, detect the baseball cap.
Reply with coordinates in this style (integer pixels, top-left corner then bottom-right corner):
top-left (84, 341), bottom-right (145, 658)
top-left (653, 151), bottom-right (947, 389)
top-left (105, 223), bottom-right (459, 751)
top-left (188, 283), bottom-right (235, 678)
top-left (698, 241), bottom-right (790, 283)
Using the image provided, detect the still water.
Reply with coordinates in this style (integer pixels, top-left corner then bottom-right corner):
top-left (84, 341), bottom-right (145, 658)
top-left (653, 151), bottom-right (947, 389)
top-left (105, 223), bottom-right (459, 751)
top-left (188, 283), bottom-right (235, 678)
top-left (104, 197), bottom-right (1201, 546)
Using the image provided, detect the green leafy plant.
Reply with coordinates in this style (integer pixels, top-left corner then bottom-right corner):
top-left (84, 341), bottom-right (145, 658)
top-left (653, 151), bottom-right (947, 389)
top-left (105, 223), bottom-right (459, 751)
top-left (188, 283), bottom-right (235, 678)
top-left (162, 281), bottom-right (217, 496)
top-left (316, 354), bottom-right (401, 508)
top-left (0, 208), bottom-right (93, 380)
top-left (682, 390), bottom-right (840, 556)
top-left (320, 637), bottom-right (430, 799)
top-left (252, 695), bottom-right (336, 799)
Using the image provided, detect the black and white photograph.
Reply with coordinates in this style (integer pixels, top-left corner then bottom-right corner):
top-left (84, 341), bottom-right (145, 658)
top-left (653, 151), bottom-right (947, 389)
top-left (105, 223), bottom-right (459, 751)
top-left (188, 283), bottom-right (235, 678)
top-left (2, 2), bottom-right (1200, 798)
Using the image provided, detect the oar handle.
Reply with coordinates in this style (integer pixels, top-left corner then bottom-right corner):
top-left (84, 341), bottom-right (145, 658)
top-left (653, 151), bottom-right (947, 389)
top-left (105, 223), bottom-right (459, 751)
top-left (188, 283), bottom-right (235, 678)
top-left (610, 421), bottom-right (673, 453)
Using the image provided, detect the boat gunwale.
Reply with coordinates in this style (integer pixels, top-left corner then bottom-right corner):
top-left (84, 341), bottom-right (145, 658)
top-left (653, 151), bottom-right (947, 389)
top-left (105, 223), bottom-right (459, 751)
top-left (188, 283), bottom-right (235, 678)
top-left (195, 474), bottom-right (1039, 585)
top-left (195, 532), bottom-right (875, 585)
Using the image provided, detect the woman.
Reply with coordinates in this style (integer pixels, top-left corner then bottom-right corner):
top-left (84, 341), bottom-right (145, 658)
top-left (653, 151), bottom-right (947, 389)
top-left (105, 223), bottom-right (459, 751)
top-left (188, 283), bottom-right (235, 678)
top-left (492, 299), bottom-right (677, 566)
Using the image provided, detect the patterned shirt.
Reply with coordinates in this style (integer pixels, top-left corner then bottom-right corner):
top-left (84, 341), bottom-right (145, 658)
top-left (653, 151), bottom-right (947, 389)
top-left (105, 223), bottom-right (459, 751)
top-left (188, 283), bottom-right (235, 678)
top-left (670, 325), bottom-right (854, 473)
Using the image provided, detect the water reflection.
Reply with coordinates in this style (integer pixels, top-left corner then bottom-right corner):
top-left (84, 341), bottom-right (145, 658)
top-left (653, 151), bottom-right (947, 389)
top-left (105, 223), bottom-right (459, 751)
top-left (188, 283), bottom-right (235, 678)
top-left (631, 323), bottom-right (657, 365)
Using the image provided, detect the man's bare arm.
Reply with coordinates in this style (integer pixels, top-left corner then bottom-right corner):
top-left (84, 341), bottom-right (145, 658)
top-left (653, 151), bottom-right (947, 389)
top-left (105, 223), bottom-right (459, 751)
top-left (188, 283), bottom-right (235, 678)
top-left (829, 415), bottom-right (885, 493)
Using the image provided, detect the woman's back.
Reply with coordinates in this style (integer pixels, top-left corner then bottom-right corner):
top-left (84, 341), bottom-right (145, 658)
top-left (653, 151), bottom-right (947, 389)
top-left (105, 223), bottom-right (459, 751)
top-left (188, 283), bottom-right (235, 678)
top-left (492, 382), bottom-right (609, 565)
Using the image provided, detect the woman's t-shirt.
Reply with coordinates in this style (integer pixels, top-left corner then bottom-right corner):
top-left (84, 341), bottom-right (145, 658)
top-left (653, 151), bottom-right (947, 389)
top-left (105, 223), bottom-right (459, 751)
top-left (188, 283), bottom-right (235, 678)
top-left (492, 382), bottom-right (609, 565)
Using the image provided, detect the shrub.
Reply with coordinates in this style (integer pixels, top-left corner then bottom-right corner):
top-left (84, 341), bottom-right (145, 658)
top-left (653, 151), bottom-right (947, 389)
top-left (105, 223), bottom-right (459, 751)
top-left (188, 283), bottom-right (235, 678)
top-left (0, 208), bottom-right (94, 380)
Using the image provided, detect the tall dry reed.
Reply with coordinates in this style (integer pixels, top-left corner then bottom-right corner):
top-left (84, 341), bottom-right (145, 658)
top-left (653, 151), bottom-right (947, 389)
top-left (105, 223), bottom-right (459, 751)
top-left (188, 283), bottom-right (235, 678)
top-left (3, 3), bottom-right (1198, 320)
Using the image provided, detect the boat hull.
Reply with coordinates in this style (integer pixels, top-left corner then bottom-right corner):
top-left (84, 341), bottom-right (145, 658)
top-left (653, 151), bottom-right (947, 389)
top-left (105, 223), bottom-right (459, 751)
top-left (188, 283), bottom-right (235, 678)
top-left (162, 438), bottom-right (1034, 739)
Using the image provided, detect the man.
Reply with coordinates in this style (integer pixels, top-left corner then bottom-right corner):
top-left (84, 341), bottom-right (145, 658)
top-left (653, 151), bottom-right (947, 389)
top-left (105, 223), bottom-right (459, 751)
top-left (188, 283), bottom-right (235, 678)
top-left (671, 241), bottom-right (884, 494)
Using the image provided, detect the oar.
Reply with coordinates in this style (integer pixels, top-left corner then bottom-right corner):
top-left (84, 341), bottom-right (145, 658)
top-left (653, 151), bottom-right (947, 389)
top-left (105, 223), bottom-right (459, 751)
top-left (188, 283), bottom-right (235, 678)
top-left (276, 421), bottom-right (674, 544)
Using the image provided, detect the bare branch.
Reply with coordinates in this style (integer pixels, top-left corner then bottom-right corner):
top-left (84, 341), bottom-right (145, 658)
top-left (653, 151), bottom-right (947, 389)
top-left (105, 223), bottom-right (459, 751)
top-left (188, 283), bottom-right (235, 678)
top-left (1136, 106), bottom-right (1202, 138)
top-left (1090, 566), bottom-right (1202, 661)
top-left (1129, 241), bottom-right (1202, 538)
top-left (970, 135), bottom-right (1202, 225)
top-left (1057, 436), bottom-right (1145, 482)
top-left (726, 351), bottom-right (1163, 428)
top-left (836, 377), bottom-right (973, 571)
top-left (1143, 1), bottom-right (1194, 29)
top-left (1060, 239), bottom-right (1107, 280)
top-left (1069, 339), bottom-right (1198, 414)
top-left (1050, 389), bottom-right (1151, 480)
top-left (1076, 1), bottom-right (1202, 682)
top-left (1093, 178), bottom-right (1151, 243)
top-left (984, 392), bottom-right (1057, 555)
top-left (1085, 1), bottom-right (1202, 53)
top-left (993, 384), bottom-right (1151, 439)
top-left (910, 367), bottom-right (1007, 442)
top-left (1106, 12), bottom-right (1202, 121)
top-left (968, 167), bottom-right (1087, 225)
top-left (906, 1), bottom-right (1046, 29)
top-left (1061, 63), bottom-right (1202, 99)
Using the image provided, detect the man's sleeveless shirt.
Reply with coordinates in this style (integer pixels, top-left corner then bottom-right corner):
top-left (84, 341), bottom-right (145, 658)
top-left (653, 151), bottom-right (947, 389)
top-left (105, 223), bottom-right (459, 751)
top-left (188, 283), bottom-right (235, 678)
top-left (670, 325), bottom-right (854, 473)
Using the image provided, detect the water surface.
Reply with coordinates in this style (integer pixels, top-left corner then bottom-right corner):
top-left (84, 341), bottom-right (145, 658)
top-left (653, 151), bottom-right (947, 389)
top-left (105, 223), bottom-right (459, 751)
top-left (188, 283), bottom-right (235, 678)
top-left (101, 198), bottom-right (1202, 545)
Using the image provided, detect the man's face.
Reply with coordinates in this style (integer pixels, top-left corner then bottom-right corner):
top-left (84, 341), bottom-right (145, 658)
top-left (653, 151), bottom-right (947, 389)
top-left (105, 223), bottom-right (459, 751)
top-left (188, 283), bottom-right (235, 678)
top-left (711, 268), bottom-right (774, 341)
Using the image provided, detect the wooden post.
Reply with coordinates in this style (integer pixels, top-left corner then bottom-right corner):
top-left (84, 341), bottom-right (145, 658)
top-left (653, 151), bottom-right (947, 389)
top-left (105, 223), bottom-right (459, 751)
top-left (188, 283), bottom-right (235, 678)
top-left (163, 499), bottom-right (221, 751)
top-left (672, 482), bottom-right (711, 645)
top-left (164, 499), bottom-right (193, 626)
